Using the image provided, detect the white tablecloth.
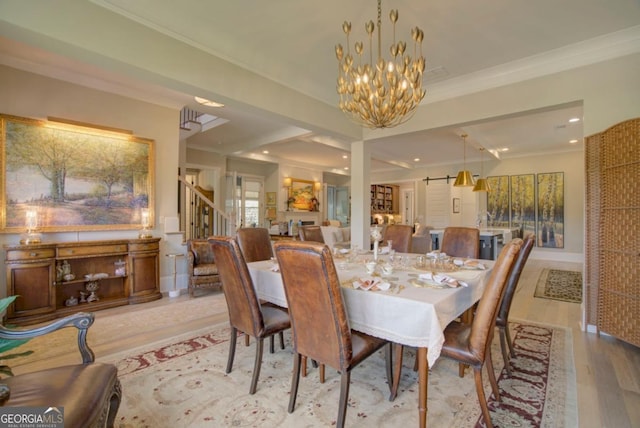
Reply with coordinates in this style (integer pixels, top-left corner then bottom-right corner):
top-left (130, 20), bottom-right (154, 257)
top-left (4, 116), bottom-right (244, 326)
top-left (248, 255), bottom-right (493, 367)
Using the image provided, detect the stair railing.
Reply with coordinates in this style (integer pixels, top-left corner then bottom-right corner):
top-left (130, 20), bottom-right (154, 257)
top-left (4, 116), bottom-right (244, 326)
top-left (178, 175), bottom-right (236, 240)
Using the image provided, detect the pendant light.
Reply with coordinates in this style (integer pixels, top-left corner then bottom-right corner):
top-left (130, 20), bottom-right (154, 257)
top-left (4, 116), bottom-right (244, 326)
top-left (473, 148), bottom-right (492, 192)
top-left (454, 134), bottom-right (475, 187)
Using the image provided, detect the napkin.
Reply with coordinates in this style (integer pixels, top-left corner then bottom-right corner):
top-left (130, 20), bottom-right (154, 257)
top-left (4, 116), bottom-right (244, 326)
top-left (426, 251), bottom-right (440, 258)
top-left (418, 272), bottom-right (467, 287)
top-left (464, 260), bottom-right (486, 270)
top-left (378, 246), bottom-right (390, 254)
top-left (352, 277), bottom-right (391, 291)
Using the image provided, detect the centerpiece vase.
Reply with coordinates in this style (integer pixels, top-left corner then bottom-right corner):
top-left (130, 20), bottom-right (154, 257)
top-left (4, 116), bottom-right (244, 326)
top-left (373, 240), bottom-right (379, 261)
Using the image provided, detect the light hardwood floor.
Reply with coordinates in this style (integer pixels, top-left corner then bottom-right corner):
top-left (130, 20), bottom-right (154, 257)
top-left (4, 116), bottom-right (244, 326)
top-left (9, 258), bottom-right (640, 427)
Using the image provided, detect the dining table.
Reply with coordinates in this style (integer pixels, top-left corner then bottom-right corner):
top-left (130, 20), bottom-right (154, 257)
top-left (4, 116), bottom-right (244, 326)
top-left (247, 252), bottom-right (494, 428)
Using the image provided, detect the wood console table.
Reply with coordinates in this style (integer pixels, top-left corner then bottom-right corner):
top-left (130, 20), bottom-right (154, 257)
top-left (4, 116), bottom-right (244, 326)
top-left (4, 238), bottom-right (162, 326)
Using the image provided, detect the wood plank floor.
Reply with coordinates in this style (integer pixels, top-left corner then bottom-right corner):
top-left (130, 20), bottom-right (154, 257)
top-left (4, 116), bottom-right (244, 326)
top-left (8, 258), bottom-right (640, 427)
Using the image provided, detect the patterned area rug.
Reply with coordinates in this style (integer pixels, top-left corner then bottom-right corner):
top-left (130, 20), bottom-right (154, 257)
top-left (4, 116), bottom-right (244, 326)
top-left (109, 321), bottom-right (577, 427)
top-left (534, 269), bottom-right (583, 303)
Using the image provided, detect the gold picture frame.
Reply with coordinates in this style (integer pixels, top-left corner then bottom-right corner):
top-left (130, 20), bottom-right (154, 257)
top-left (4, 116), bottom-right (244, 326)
top-left (0, 114), bottom-right (154, 232)
top-left (266, 191), bottom-right (276, 206)
top-left (288, 178), bottom-right (315, 211)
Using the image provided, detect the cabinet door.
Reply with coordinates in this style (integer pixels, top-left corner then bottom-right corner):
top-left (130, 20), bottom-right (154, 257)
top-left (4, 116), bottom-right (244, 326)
top-left (129, 251), bottom-right (161, 302)
top-left (6, 261), bottom-right (55, 321)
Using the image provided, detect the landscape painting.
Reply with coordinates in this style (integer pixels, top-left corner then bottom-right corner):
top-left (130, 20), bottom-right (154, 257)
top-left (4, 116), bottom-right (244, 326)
top-left (289, 179), bottom-right (315, 211)
top-left (510, 174), bottom-right (536, 238)
top-left (486, 175), bottom-right (510, 227)
top-left (537, 172), bottom-right (564, 248)
top-left (1, 115), bottom-right (154, 232)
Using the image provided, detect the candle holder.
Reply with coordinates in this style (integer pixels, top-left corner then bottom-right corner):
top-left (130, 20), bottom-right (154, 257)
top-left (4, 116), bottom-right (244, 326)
top-left (138, 208), bottom-right (152, 238)
top-left (20, 209), bottom-right (42, 244)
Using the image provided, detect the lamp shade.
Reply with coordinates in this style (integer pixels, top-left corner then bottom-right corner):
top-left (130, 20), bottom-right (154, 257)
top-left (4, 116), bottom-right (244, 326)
top-left (472, 177), bottom-right (492, 192)
top-left (283, 177), bottom-right (292, 187)
top-left (453, 170), bottom-right (475, 187)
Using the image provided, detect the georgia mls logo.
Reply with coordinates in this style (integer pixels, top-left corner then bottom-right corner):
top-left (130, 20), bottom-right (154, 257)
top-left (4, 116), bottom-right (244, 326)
top-left (0, 406), bottom-right (64, 427)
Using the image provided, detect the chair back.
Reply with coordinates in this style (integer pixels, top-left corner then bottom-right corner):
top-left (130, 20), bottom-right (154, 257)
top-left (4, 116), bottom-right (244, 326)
top-left (298, 225), bottom-right (325, 243)
top-left (496, 233), bottom-right (535, 326)
top-left (208, 236), bottom-right (266, 337)
top-left (441, 227), bottom-right (480, 258)
top-left (468, 238), bottom-right (522, 359)
top-left (188, 239), bottom-right (216, 264)
top-left (274, 240), bottom-right (351, 371)
top-left (236, 227), bottom-right (274, 262)
top-left (383, 224), bottom-right (413, 253)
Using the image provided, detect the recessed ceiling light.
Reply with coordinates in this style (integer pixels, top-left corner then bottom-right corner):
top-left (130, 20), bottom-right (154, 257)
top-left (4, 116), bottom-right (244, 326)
top-left (499, 148), bottom-right (509, 152)
top-left (344, 167), bottom-right (349, 170)
top-left (194, 96), bottom-right (224, 107)
top-left (568, 117), bottom-right (580, 123)
top-left (342, 155), bottom-right (348, 159)
top-left (262, 150), bottom-right (269, 154)
top-left (569, 139), bottom-right (578, 144)
top-left (413, 158), bottom-right (420, 162)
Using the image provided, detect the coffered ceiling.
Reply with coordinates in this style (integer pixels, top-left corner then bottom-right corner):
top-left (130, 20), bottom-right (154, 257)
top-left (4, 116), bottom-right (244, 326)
top-left (1, 0), bottom-right (639, 174)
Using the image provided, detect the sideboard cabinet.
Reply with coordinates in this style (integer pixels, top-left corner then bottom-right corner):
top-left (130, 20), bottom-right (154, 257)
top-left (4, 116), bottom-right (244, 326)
top-left (4, 238), bottom-right (161, 325)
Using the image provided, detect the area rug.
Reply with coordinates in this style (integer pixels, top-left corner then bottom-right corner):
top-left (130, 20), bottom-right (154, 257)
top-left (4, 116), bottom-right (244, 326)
top-left (534, 269), bottom-right (583, 303)
top-left (108, 320), bottom-right (577, 428)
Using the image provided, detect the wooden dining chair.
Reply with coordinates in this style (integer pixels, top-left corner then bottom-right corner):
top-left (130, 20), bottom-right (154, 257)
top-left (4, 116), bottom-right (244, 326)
top-left (439, 238), bottom-right (523, 428)
top-left (236, 227), bottom-right (274, 262)
top-left (208, 236), bottom-right (291, 395)
top-left (274, 240), bottom-right (393, 428)
top-left (297, 225), bottom-right (325, 243)
top-left (382, 224), bottom-right (413, 253)
top-left (441, 226), bottom-right (480, 258)
top-left (496, 233), bottom-right (535, 375)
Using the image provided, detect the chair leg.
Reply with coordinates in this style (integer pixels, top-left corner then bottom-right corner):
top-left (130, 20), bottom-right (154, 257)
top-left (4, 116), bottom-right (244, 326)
top-left (301, 356), bottom-right (307, 377)
top-left (319, 364), bottom-right (325, 384)
top-left (226, 327), bottom-right (237, 373)
top-left (337, 371), bottom-right (351, 428)
top-left (269, 335), bottom-right (275, 354)
top-left (244, 334), bottom-right (250, 347)
top-left (458, 363), bottom-right (466, 377)
top-left (389, 343), bottom-right (403, 401)
top-left (499, 327), bottom-right (512, 376)
top-left (485, 347), bottom-right (501, 402)
top-left (249, 338), bottom-right (264, 395)
top-left (473, 367), bottom-right (494, 428)
top-left (279, 331), bottom-right (285, 350)
top-left (505, 323), bottom-right (515, 357)
top-left (288, 353), bottom-right (302, 413)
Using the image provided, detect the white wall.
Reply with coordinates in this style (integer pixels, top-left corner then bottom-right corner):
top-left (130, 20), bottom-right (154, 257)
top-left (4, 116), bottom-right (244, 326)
top-left (0, 65), bottom-right (183, 295)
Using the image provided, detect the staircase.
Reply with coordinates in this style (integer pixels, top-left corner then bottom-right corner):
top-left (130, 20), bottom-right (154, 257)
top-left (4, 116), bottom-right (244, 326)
top-left (179, 107), bottom-right (229, 140)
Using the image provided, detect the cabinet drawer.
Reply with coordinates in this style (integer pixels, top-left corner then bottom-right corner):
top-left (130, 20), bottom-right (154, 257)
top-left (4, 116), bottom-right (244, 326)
top-left (129, 242), bottom-right (160, 252)
top-left (58, 244), bottom-right (127, 258)
top-left (6, 248), bottom-right (56, 261)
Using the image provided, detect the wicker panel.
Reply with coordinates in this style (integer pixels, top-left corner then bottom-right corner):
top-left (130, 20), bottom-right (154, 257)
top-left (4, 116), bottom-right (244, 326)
top-left (584, 133), bottom-right (602, 325)
top-left (600, 209), bottom-right (640, 254)
top-left (597, 290), bottom-right (640, 346)
top-left (602, 119), bottom-right (640, 167)
top-left (596, 118), bottom-right (640, 347)
top-left (600, 251), bottom-right (639, 295)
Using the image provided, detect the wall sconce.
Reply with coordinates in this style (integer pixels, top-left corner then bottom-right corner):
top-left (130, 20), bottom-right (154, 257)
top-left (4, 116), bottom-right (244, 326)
top-left (139, 208), bottom-right (152, 239)
top-left (314, 181), bottom-right (322, 195)
top-left (21, 209), bottom-right (42, 244)
top-left (283, 177), bottom-right (292, 188)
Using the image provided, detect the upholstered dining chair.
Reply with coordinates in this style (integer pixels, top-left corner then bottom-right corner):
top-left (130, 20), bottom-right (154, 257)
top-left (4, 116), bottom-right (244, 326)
top-left (441, 226), bottom-right (480, 259)
top-left (382, 224), bottom-right (413, 253)
top-left (274, 240), bottom-right (393, 428)
top-left (438, 238), bottom-right (523, 428)
top-left (208, 236), bottom-right (291, 395)
top-left (236, 227), bottom-right (284, 350)
top-left (0, 312), bottom-right (121, 428)
top-left (236, 227), bottom-right (274, 263)
top-left (496, 233), bottom-right (535, 375)
top-left (298, 225), bottom-right (325, 243)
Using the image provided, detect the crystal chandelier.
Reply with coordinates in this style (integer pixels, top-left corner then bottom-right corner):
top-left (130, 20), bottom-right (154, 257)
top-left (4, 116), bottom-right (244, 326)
top-left (335, 0), bottom-right (426, 129)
